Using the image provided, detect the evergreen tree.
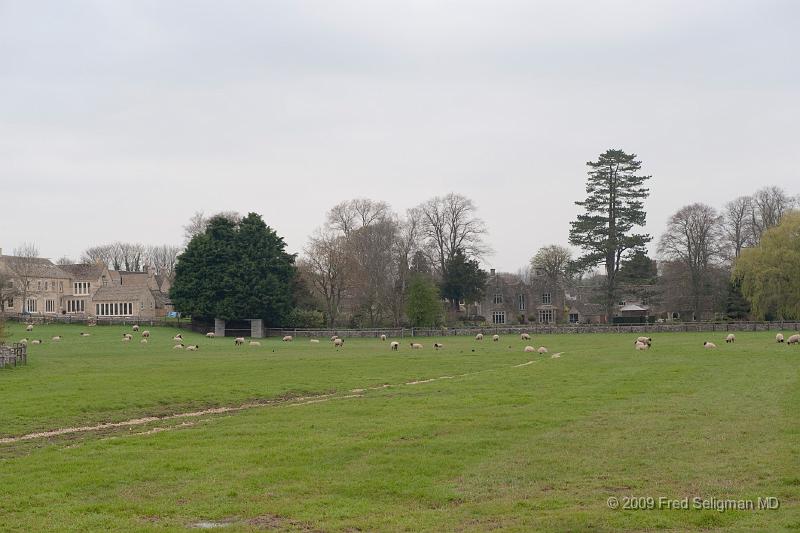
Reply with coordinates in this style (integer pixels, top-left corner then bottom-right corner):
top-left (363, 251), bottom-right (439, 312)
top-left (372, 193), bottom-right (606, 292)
top-left (170, 213), bottom-right (296, 326)
top-left (440, 249), bottom-right (488, 310)
top-left (406, 274), bottom-right (442, 327)
top-left (569, 149), bottom-right (652, 321)
top-left (618, 250), bottom-right (658, 284)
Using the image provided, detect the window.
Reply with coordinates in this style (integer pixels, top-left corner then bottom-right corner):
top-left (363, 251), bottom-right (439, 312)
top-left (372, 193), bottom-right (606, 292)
top-left (538, 309), bottom-right (554, 323)
top-left (37, 281), bottom-right (41, 291)
top-left (67, 300), bottom-right (85, 313)
top-left (45, 299), bottom-right (55, 313)
top-left (492, 311), bottom-right (506, 324)
top-left (73, 282), bottom-right (90, 295)
top-left (6, 298), bottom-right (14, 308)
top-left (59, 282), bottom-right (63, 293)
top-left (493, 293), bottom-right (503, 304)
top-left (541, 292), bottom-right (551, 304)
top-left (44, 281), bottom-right (48, 291)
top-left (569, 312), bottom-right (579, 324)
top-left (26, 299), bottom-right (37, 313)
top-left (517, 294), bottom-right (526, 311)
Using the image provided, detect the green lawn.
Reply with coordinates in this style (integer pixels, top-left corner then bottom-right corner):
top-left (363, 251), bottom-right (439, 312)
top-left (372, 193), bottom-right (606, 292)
top-left (1, 323), bottom-right (798, 532)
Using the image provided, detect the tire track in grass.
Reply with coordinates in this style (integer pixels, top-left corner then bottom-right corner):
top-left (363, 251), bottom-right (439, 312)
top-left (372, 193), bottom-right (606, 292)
top-left (0, 353), bottom-right (564, 444)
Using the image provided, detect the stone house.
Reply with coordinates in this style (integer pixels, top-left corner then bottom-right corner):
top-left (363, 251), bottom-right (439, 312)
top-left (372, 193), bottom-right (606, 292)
top-left (480, 270), bottom-right (565, 325)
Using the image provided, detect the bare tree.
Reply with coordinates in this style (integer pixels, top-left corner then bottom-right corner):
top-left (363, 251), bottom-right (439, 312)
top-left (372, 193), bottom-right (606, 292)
top-left (748, 186), bottom-right (796, 243)
top-left (55, 256), bottom-right (75, 266)
top-left (530, 245), bottom-right (573, 285)
top-left (80, 244), bottom-right (115, 268)
top-left (417, 193), bottom-right (489, 276)
top-left (117, 242), bottom-right (145, 271)
top-left (658, 203), bottom-right (724, 320)
top-left (147, 245), bottom-right (182, 280)
top-left (300, 231), bottom-right (352, 326)
top-left (9, 243), bottom-right (40, 315)
top-left (721, 196), bottom-right (753, 258)
top-left (326, 198), bottom-right (391, 236)
top-left (183, 211), bottom-right (241, 243)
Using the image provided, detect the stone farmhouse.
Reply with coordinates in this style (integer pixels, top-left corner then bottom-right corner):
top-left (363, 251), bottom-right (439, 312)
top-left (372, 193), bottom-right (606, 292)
top-left (0, 250), bottom-right (172, 320)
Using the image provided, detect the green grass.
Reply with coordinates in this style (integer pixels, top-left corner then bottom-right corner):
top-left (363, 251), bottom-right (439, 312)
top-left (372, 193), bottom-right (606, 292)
top-left (1, 323), bottom-right (799, 531)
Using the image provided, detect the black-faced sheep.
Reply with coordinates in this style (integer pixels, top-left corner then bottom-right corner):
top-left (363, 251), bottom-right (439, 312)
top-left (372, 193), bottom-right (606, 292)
top-left (725, 334), bottom-right (735, 343)
top-left (390, 341), bottom-right (399, 351)
top-left (776, 333), bottom-right (785, 343)
top-left (788, 334), bottom-right (800, 345)
top-left (234, 337), bottom-right (245, 346)
top-left (410, 342), bottom-right (423, 349)
top-left (282, 335), bottom-right (293, 342)
top-left (521, 333), bottom-right (531, 341)
top-left (475, 333), bottom-right (484, 341)
top-left (524, 345), bottom-right (535, 353)
top-left (704, 341), bottom-right (717, 349)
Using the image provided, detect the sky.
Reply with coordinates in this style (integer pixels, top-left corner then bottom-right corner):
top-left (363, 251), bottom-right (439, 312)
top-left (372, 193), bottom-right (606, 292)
top-left (1, 0), bottom-right (798, 271)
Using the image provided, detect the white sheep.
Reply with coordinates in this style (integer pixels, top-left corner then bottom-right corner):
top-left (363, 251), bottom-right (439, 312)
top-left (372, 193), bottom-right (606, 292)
top-left (132, 325), bottom-right (140, 332)
top-left (635, 336), bottom-right (652, 346)
top-left (122, 337), bottom-right (131, 343)
top-left (173, 343), bottom-right (184, 349)
top-left (434, 343), bottom-right (443, 350)
top-left (537, 346), bottom-right (548, 354)
top-left (206, 332), bottom-right (215, 338)
top-left (524, 345), bottom-right (535, 353)
top-left (310, 339), bottom-right (320, 343)
top-left (186, 345), bottom-right (199, 351)
top-left (26, 324), bottom-right (34, 332)
top-left (330, 335), bottom-right (339, 342)
top-left (334, 338), bottom-right (344, 347)
top-left (172, 334), bottom-right (183, 342)
top-left (776, 333), bottom-right (785, 343)
top-left (52, 336), bottom-right (62, 341)
top-left (725, 334), bottom-right (735, 343)
top-left (475, 333), bottom-right (484, 341)
top-left (282, 335), bottom-right (293, 342)
top-left (31, 339), bottom-right (42, 345)
top-left (635, 341), bottom-right (649, 351)
top-left (80, 332), bottom-right (91, 337)
top-left (249, 341), bottom-right (261, 347)
top-left (788, 334), bottom-right (800, 345)
top-left (19, 338), bottom-right (28, 345)
top-left (141, 330), bottom-right (150, 338)
top-left (234, 337), bottom-right (245, 346)
top-left (390, 341), bottom-right (399, 351)
top-left (492, 334), bottom-right (500, 342)
top-left (704, 341), bottom-right (717, 349)
top-left (410, 342), bottom-right (423, 349)
top-left (521, 333), bottom-right (531, 341)
top-left (380, 334), bottom-right (387, 341)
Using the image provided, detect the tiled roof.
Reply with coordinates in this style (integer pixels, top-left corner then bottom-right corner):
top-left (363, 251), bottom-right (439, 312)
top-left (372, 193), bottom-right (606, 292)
top-left (0, 255), bottom-right (71, 279)
top-left (59, 263), bottom-right (106, 280)
top-left (92, 286), bottom-right (151, 301)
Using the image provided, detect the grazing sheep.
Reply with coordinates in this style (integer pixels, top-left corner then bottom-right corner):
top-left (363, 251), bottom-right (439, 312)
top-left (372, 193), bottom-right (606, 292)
top-left (433, 343), bottom-right (443, 350)
top-left (788, 334), bottom-right (800, 345)
top-left (19, 338), bottom-right (28, 345)
top-left (123, 333), bottom-right (133, 340)
top-left (132, 325), bottom-right (140, 332)
top-left (635, 341), bottom-right (649, 351)
top-left (704, 341), bottom-right (717, 349)
top-left (173, 343), bottom-right (184, 349)
top-left (26, 324), bottom-right (34, 332)
top-left (410, 342), bottom-right (423, 349)
top-left (521, 333), bottom-right (531, 341)
top-left (537, 346), bottom-right (548, 354)
top-left (140, 339), bottom-right (148, 344)
top-left (492, 334), bottom-right (500, 342)
top-left (310, 339), bottom-right (320, 343)
top-left (52, 336), bottom-right (61, 341)
top-left (249, 341), bottom-right (261, 347)
top-left (475, 333), bottom-right (484, 341)
top-left (776, 333), bottom-right (785, 343)
top-left (390, 341), bottom-right (399, 351)
top-left (172, 334), bottom-right (183, 342)
top-left (206, 332), bottom-right (215, 338)
top-left (334, 338), bottom-right (344, 347)
top-left (234, 337), bottom-right (245, 346)
top-left (282, 335), bottom-right (293, 342)
top-left (725, 334), bottom-right (736, 343)
top-left (330, 335), bottom-right (339, 342)
top-left (141, 330), bottom-right (150, 338)
top-left (186, 345), bottom-right (199, 351)
top-left (80, 332), bottom-right (91, 337)
top-left (524, 345), bottom-right (535, 353)
top-left (31, 339), bottom-right (42, 345)
top-left (635, 336), bottom-right (652, 346)
top-left (380, 334), bottom-right (387, 341)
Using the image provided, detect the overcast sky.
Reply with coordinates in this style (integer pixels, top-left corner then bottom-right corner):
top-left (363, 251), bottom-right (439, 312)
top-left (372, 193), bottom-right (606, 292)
top-left (2, 0), bottom-right (798, 271)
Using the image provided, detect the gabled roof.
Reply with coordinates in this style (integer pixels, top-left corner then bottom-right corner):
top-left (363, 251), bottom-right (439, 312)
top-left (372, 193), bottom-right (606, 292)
top-left (59, 263), bottom-right (107, 281)
top-left (0, 255), bottom-right (71, 279)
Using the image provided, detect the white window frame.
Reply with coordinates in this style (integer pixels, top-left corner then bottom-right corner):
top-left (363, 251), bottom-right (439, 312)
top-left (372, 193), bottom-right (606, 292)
top-left (538, 309), bottom-right (554, 324)
top-left (541, 292), bottom-right (551, 304)
top-left (26, 299), bottom-right (37, 313)
top-left (492, 311), bottom-right (506, 324)
top-left (493, 293), bottom-right (503, 305)
top-left (569, 312), bottom-right (579, 324)
top-left (518, 294), bottom-right (526, 311)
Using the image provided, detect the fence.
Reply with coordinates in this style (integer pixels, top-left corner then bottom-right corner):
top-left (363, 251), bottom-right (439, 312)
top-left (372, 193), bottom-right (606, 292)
top-left (265, 321), bottom-right (800, 339)
top-left (0, 343), bottom-right (27, 369)
top-left (5, 315), bottom-right (192, 329)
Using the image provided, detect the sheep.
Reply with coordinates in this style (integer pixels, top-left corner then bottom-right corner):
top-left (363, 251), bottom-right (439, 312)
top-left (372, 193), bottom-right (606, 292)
top-left (52, 336), bottom-right (62, 341)
top-left (788, 334), bottom-right (800, 345)
top-left (380, 334), bottom-right (387, 341)
top-left (19, 338), bottom-right (28, 345)
top-left (410, 342), bottom-right (423, 349)
top-left (725, 334), bottom-right (735, 343)
top-left (140, 338), bottom-right (148, 344)
top-left (132, 325), bottom-right (140, 332)
top-left (206, 332), bottom-right (215, 338)
top-left (524, 345), bottom-right (535, 353)
top-left (172, 334), bottom-right (183, 342)
top-left (334, 338), bottom-right (344, 348)
top-left (310, 339), bottom-right (320, 343)
top-left (249, 340), bottom-right (261, 347)
top-left (704, 341), bottom-right (717, 349)
top-left (80, 332), bottom-right (91, 337)
top-left (186, 344), bottom-right (199, 351)
top-left (492, 334), bottom-right (500, 342)
top-left (31, 339), bottom-right (42, 345)
top-left (475, 333), bottom-right (484, 341)
top-left (234, 337), bottom-right (245, 346)
top-left (434, 343), bottom-right (443, 350)
top-left (141, 330), bottom-right (150, 338)
top-left (173, 343), bottom-right (184, 349)
top-left (776, 333), bottom-right (785, 343)
top-left (26, 324), bottom-right (34, 332)
top-left (122, 337), bottom-right (131, 343)
top-left (330, 335), bottom-right (339, 342)
top-left (521, 333), bottom-right (531, 341)
top-left (537, 346), bottom-right (548, 354)
top-left (635, 336), bottom-right (652, 346)
top-left (123, 333), bottom-right (133, 339)
top-left (635, 341), bottom-right (649, 351)
top-left (282, 335), bottom-right (293, 342)
top-left (390, 341), bottom-right (399, 351)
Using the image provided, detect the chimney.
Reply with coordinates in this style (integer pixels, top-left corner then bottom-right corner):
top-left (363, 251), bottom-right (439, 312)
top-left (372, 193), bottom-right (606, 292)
top-left (490, 268), bottom-right (496, 276)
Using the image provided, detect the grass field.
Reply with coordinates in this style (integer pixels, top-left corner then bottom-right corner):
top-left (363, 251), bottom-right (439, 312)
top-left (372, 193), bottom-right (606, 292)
top-left (1, 323), bottom-right (799, 532)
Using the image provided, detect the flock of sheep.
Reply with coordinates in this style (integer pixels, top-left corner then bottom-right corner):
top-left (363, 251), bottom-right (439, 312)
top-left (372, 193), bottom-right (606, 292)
top-left (633, 332), bottom-right (800, 351)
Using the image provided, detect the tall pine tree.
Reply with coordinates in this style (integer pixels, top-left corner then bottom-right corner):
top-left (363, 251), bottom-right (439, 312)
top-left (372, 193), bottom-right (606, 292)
top-left (569, 149), bottom-right (651, 321)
